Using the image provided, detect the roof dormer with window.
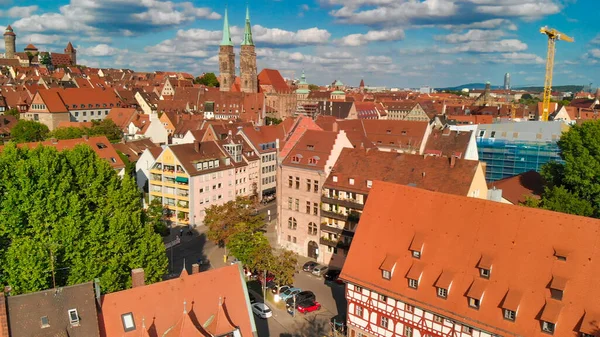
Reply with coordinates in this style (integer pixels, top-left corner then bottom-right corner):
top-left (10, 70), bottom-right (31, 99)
top-left (477, 254), bottom-right (492, 279)
top-left (379, 254), bottom-right (397, 280)
top-left (409, 233), bottom-right (424, 259)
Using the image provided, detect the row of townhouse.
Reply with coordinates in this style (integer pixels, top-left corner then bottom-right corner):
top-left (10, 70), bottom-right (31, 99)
top-left (23, 87), bottom-right (123, 130)
top-left (276, 121), bottom-right (488, 267)
top-left (340, 181), bottom-right (600, 337)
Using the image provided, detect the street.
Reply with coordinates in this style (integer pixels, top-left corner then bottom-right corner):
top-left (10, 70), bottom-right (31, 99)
top-left (164, 200), bottom-right (348, 337)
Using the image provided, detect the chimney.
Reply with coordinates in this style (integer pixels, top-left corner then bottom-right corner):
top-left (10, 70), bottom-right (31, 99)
top-left (332, 121), bottom-right (338, 133)
top-left (131, 268), bottom-right (145, 288)
top-left (192, 263), bottom-right (200, 274)
top-left (0, 293), bottom-right (8, 337)
top-left (194, 141), bottom-right (201, 153)
top-left (450, 155), bottom-right (456, 168)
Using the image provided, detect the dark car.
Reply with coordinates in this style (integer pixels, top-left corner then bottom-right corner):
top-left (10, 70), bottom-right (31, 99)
top-left (324, 269), bottom-right (343, 284)
top-left (272, 284), bottom-right (292, 295)
top-left (303, 261), bottom-right (318, 272)
top-left (248, 292), bottom-right (257, 304)
top-left (286, 290), bottom-right (315, 307)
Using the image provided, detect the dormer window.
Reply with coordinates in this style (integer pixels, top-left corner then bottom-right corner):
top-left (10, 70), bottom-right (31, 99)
top-left (477, 254), bottom-right (492, 279)
top-left (379, 254), bottom-right (397, 281)
top-left (41, 316), bottom-right (50, 328)
top-left (540, 300), bottom-right (562, 335)
top-left (409, 233), bottom-right (423, 259)
top-left (406, 262), bottom-right (423, 290)
top-left (504, 309), bottom-right (516, 321)
top-left (466, 279), bottom-right (485, 310)
top-left (435, 270), bottom-right (453, 299)
top-left (307, 144), bottom-right (314, 150)
top-left (437, 287), bottom-right (448, 298)
top-left (549, 276), bottom-right (567, 300)
top-left (333, 176), bottom-right (338, 182)
top-left (542, 321), bottom-right (555, 334)
top-left (554, 248), bottom-right (568, 261)
top-left (367, 180), bottom-right (372, 188)
top-left (349, 178), bottom-right (354, 185)
top-left (308, 157), bottom-right (319, 165)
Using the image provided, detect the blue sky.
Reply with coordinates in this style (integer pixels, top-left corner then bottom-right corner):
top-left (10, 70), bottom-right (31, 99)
top-left (1, 0), bottom-right (598, 88)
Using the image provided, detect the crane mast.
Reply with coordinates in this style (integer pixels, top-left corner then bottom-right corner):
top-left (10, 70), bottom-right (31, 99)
top-left (540, 26), bottom-right (574, 121)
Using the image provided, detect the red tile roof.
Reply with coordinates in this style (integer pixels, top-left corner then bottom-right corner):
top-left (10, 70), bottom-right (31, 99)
top-left (6, 136), bottom-right (125, 169)
top-left (424, 127), bottom-right (472, 158)
top-left (282, 129), bottom-right (339, 170)
top-left (325, 148), bottom-right (480, 196)
top-left (98, 265), bottom-right (255, 337)
top-left (488, 170), bottom-right (544, 204)
top-left (258, 69), bottom-right (290, 93)
top-left (106, 108), bottom-right (138, 130)
top-left (341, 181), bottom-right (600, 337)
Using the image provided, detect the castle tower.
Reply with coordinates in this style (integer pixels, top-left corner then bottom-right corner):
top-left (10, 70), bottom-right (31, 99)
top-left (218, 8), bottom-right (235, 92)
top-left (3, 25), bottom-right (16, 59)
top-left (240, 6), bottom-right (258, 94)
top-left (65, 42), bottom-right (76, 66)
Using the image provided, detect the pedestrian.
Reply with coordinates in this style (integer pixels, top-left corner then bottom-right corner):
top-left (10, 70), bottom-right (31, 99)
top-left (179, 228), bottom-right (183, 237)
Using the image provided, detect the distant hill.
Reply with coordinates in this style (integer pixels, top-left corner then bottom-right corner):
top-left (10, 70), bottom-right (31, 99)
top-left (436, 83), bottom-right (502, 91)
top-left (437, 84), bottom-right (584, 93)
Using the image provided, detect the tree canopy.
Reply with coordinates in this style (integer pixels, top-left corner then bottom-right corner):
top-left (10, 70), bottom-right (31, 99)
top-left (204, 196), bottom-right (262, 246)
top-left (11, 120), bottom-right (49, 143)
top-left (5, 108), bottom-right (20, 120)
top-left (49, 119), bottom-right (123, 142)
top-left (40, 53), bottom-right (52, 67)
top-left (194, 73), bottom-right (220, 87)
top-left (529, 120), bottom-right (600, 217)
top-left (0, 143), bottom-right (168, 294)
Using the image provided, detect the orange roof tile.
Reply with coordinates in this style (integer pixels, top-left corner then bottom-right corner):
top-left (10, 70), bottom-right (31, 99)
top-left (341, 181), bottom-right (600, 337)
top-left (488, 170), bottom-right (544, 205)
top-left (282, 129), bottom-right (339, 170)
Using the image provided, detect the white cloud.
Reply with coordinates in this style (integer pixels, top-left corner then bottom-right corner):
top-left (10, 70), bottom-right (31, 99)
top-left (474, 1), bottom-right (560, 18)
top-left (589, 49), bottom-right (600, 59)
top-left (499, 52), bottom-right (544, 64)
top-left (365, 55), bottom-right (393, 64)
top-left (79, 44), bottom-right (119, 56)
top-left (436, 29), bottom-right (505, 43)
top-left (252, 25), bottom-right (330, 46)
top-left (443, 19), bottom-right (517, 31)
top-left (439, 39), bottom-right (528, 53)
top-left (330, 0), bottom-right (459, 25)
top-left (337, 28), bottom-right (404, 46)
top-left (0, 5), bottom-right (38, 18)
top-left (20, 34), bottom-right (62, 45)
top-left (591, 34), bottom-right (600, 45)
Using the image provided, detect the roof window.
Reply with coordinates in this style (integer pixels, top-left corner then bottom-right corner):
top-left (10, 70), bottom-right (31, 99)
top-left (367, 180), bottom-right (372, 188)
top-left (435, 271), bottom-right (453, 299)
top-left (349, 178), bottom-right (354, 185)
top-left (307, 144), bottom-right (314, 150)
top-left (309, 157), bottom-right (319, 165)
top-left (291, 156), bottom-right (300, 163)
top-left (466, 280), bottom-right (485, 310)
top-left (68, 309), bottom-right (79, 325)
top-left (332, 176), bottom-right (338, 182)
top-left (97, 143), bottom-right (107, 149)
top-left (41, 316), bottom-right (50, 328)
top-left (121, 312), bottom-right (136, 332)
top-left (406, 262), bottom-right (423, 289)
top-left (540, 300), bottom-right (563, 335)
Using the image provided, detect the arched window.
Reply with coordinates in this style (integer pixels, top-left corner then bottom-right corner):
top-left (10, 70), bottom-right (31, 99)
top-left (288, 217), bottom-right (297, 230)
top-left (308, 222), bottom-right (317, 235)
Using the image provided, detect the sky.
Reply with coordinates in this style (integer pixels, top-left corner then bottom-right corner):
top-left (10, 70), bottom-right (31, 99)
top-left (1, 0), bottom-right (598, 88)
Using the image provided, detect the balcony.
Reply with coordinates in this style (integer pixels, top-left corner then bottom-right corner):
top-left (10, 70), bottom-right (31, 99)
top-left (150, 173), bottom-right (162, 181)
top-left (321, 223), bottom-right (355, 237)
top-left (177, 190), bottom-right (189, 197)
top-left (320, 236), bottom-right (351, 250)
top-left (321, 195), bottom-right (364, 210)
top-left (321, 209), bottom-right (362, 224)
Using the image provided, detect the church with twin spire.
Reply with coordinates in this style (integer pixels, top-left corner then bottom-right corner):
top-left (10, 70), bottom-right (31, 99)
top-left (219, 7), bottom-right (258, 93)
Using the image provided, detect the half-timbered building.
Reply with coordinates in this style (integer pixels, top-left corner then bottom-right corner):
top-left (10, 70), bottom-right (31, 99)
top-left (341, 181), bottom-right (600, 337)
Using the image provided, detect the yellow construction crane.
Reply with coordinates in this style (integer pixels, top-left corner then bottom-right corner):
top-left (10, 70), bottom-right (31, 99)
top-left (540, 26), bottom-right (574, 121)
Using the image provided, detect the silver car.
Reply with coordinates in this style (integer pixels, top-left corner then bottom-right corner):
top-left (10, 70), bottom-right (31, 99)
top-left (312, 265), bottom-right (329, 277)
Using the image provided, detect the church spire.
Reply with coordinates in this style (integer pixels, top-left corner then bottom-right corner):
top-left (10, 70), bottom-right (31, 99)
top-left (241, 6), bottom-right (254, 46)
top-left (220, 7), bottom-right (233, 46)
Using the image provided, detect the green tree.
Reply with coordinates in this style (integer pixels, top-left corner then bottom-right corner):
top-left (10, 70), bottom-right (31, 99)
top-left (265, 117), bottom-right (283, 125)
top-left (194, 73), bottom-right (220, 87)
top-left (271, 249), bottom-right (298, 286)
top-left (530, 120), bottom-right (600, 217)
top-left (308, 84), bottom-right (319, 91)
top-left (117, 150), bottom-right (135, 178)
top-left (50, 126), bottom-right (86, 140)
top-left (143, 198), bottom-right (168, 236)
top-left (204, 196), bottom-right (262, 246)
top-left (5, 108), bottom-right (20, 120)
top-left (227, 225), bottom-right (271, 266)
top-left (40, 53), bottom-right (52, 67)
top-left (89, 119), bottom-right (123, 142)
top-left (10, 120), bottom-right (49, 143)
top-left (0, 144), bottom-right (168, 294)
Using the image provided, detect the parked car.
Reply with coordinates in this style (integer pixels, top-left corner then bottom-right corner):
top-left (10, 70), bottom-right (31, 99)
top-left (303, 261), bottom-right (318, 272)
top-left (279, 287), bottom-right (302, 302)
top-left (251, 302), bottom-right (273, 319)
top-left (258, 272), bottom-right (275, 284)
top-left (286, 291), bottom-right (316, 307)
top-left (297, 300), bottom-right (321, 314)
top-left (312, 265), bottom-right (329, 277)
top-left (248, 292), bottom-right (257, 304)
top-left (230, 258), bottom-right (240, 265)
top-left (324, 269), bottom-right (343, 284)
top-left (272, 284), bottom-right (292, 295)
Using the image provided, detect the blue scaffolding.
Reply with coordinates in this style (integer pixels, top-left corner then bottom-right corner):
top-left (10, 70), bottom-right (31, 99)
top-left (477, 138), bottom-right (563, 182)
